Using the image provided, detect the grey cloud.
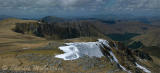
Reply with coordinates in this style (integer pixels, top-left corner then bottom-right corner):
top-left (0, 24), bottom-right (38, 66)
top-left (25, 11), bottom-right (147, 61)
top-left (0, 0), bottom-right (159, 16)
top-left (113, 0), bottom-right (160, 10)
top-left (0, 0), bottom-right (159, 10)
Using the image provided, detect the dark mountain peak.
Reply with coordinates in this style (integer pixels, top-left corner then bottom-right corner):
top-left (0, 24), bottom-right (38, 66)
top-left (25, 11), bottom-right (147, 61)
top-left (41, 16), bottom-right (66, 23)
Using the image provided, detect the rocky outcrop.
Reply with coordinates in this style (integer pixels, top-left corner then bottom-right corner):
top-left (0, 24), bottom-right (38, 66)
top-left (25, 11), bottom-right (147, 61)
top-left (14, 21), bottom-right (105, 39)
top-left (133, 50), bottom-right (152, 61)
top-left (98, 40), bottom-right (152, 73)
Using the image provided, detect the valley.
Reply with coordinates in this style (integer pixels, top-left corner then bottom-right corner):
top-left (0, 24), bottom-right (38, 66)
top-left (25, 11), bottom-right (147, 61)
top-left (1, 0), bottom-right (160, 73)
top-left (0, 17), bottom-right (159, 73)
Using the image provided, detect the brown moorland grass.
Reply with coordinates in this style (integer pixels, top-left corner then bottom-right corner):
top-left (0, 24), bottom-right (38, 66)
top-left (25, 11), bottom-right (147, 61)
top-left (0, 18), bottom-right (49, 53)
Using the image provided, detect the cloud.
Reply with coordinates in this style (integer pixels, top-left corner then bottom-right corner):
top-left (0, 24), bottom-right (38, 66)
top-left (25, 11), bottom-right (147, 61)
top-left (0, 0), bottom-right (103, 9)
top-left (0, 0), bottom-right (159, 16)
top-left (113, 0), bottom-right (160, 10)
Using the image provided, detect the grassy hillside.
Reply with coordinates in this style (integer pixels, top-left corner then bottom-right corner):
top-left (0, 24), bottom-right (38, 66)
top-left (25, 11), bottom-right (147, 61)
top-left (0, 18), bottom-right (48, 53)
top-left (132, 28), bottom-right (160, 47)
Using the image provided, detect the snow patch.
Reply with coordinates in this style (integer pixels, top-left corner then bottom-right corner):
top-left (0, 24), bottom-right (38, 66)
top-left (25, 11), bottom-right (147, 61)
top-left (22, 48), bottom-right (30, 49)
top-left (109, 51), bottom-right (131, 73)
top-left (99, 39), bottom-right (131, 73)
top-left (98, 39), bottom-right (111, 48)
top-left (55, 39), bottom-right (131, 73)
top-left (55, 41), bottom-right (104, 60)
top-left (136, 63), bottom-right (151, 73)
top-left (55, 45), bottom-right (80, 60)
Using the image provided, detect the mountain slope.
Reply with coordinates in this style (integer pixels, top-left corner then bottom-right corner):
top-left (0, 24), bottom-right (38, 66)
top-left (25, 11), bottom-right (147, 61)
top-left (0, 18), bottom-right (48, 53)
top-left (0, 18), bottom-right (160, 73)
top-left (132, 28), bottom-right (160, 47)
top-left (55, 39), bottom-right (159, 73)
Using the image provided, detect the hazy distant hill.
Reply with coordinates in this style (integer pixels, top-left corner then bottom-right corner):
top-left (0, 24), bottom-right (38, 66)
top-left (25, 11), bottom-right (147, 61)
top-left (0, 15), bottom-right (14, 20)
top-left (41, 16), bottom-right (67, 23)
top-left (40, 16), bottom-right (159, 34)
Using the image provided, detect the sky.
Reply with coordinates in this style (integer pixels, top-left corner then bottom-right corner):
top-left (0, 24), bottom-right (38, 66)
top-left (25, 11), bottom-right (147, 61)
top-left (0, 0), bottom-right (160, 18)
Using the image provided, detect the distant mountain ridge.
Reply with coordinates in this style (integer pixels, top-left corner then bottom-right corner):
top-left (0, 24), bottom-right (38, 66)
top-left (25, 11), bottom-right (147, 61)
top-left (0, 15), bottom-right (14, 20)
top-left (2, 16), bottom-right (157, 49)
top-left (13, 16), bottom-right (160, 47)
top-left (40, 16), bottom-right (67, 23)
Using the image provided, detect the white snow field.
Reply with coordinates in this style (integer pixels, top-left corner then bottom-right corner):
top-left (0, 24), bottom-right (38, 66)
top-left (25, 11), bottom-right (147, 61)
top-left (55, 40), bottom-right (104, 60)
top-left (55, 39), bottom-right (151, 73)
top-left (55, 39), bottom-right (131, 73)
